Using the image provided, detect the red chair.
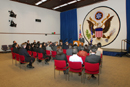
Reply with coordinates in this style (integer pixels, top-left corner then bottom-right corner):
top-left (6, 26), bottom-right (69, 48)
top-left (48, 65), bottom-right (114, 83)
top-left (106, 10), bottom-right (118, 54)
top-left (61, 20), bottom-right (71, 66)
top-left (32, 51), bottom-right (37, 58)
top-left (37, 53), bottom-right (49, 65)
top-left (68, 62), bottom-right (83, 82)
top-left (15, 53), bottom-right (20, 66)
top-left (63, 49), bottom-right (66, 54)
top-left (11, 47), bottom-right (13, 52)
top-left (66, 55), bottom-right (71, 63)
top-left (12, 52), bottom-right (16, 64)
top-left (27, 51), bottom-right (32, 56)
top-left (46, 50), bottom-right (51, 56)
top-left (54, 60), bottom-right (68, 80)
top-left (19, 55), bottom-right (28, 70)
top-left (84, 62), bottom-right (100, 85)
top-left (51, 51), bottom-right (57, 58)
top-left (87, 53), bottom-right (89, 56)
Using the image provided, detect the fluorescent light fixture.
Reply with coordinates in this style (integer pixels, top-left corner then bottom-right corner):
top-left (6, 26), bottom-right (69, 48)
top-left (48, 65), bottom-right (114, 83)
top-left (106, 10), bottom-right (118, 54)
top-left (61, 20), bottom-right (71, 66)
top-left (77, 0), bottom-right (81, 1)
top-left (68, 0), bottom-right (77, 4)
top-left (35, 0), bottom-right (47, 5)
top-left (53, 6), bottom-right (60, 9)
top-left (60, 4), bottom-right (68, 7)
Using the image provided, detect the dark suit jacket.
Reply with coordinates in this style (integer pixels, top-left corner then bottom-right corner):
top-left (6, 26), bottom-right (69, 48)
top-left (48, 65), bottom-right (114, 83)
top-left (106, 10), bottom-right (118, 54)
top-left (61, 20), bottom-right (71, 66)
top-left (66, 48), bottom-right (73, 55)
top-left (85, 54), bottom-right (101, 64)
top-left (52, 46), bottom-right (57, 51)
top-left (79, 38), bottom-right (85, 43)
top-left (26, 43), bottom-right (30, 50)
top-left (63, 45), bottom-right (69, 49)
top-left (19, 48), bottom-right (30, 59)
top-left (12, 47), bottom-right (19, 54)
top-left (37, 48), bottom-right (46, 58)
top-left (55, 54), bottom-right (67, 63)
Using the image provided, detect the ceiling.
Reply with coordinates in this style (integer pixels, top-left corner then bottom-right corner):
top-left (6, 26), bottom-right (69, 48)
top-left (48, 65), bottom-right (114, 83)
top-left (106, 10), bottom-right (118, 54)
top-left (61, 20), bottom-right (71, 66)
top-left (10, 0), bottom-right (107, 12)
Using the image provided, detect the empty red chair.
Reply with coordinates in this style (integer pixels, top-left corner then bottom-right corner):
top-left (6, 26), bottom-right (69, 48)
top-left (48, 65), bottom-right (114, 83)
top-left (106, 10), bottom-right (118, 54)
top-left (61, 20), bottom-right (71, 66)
top-left (51, 51), bottom-right (57, 58)
top-left (54, 60), bottom-right (68, 80)
top-left (27, 51), bottom-right (32, 56)
top-left (19, 55), bottom-right (28, 70)
top-left (68, 62), bottom-right (83, 82)
top-left (63, 49), bottom-right (66, 54)
top-left (32, 51), bottom-right (37, 58)
top-left (46, 50), bottom-right (51, 56)
top-left (84, 62), bottom-right (100, 85)
top-left (66, 55), bottom-right (71, 63)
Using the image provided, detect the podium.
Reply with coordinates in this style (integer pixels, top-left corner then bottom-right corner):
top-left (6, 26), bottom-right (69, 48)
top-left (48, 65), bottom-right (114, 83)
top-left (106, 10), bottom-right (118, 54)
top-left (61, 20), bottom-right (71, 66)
top-left (73, 41), bottom-right (83, 46)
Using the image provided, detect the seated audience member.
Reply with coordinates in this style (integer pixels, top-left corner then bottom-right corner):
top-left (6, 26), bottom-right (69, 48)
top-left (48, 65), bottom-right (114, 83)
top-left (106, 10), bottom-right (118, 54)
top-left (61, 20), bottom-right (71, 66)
top-left (96, 43), bottom-right (103, 56)
top-left (30, 43), bottom-right (34, 51)
top-left (73, 44), bottom-right (78, 50)
top-left (63, 42), bottom-right (69, 49)
top-left (12, 41), bottom-right (16, 48)
top-left (12, 43), bottom-right (19, 54)
top-left (77, 47), bottom-right (88, 57)
top-left (59, 41), bottom-right (63, 48)
top-left (42, 42), bottom-right (46, 51)
top-left (33, 40), bottom-right (36, 45)
top-left (46, 43), bottom-right (52, 54)
top-left (52, 42), bottom-right (58, 51)
top-left (19, 43), bottom-right (35, 68)
top-left (84, 44), bottom-right (89, 53)
top-left (69, 49), bottom-right (83, 76)
top-left (85, 45), bottom-right (101, 79)
top-left (26, 40), bottom-right (30, 51)
top-left (78, 43), bottom-right (83, 51)
top-left (37, 44), bottom-right (51, 64)
top-left (55, 46), bottom-right (68, 74)
top-left (66, 45), bottom-right (73, 55)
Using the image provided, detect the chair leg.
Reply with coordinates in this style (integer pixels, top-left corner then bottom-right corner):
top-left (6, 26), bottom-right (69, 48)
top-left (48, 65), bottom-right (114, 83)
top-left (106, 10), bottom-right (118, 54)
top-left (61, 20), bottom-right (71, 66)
top-left (98, 74), bottom-right (99, 85)
top-left (54, 66), bottom-right (55, 79)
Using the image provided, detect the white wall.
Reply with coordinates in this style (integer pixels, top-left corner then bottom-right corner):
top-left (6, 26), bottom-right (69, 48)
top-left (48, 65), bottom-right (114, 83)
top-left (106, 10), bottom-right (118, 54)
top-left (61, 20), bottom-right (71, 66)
top-left (0, 0), bottom-right (60, 51)
top-left (77, 0), bottom-right (126, 49)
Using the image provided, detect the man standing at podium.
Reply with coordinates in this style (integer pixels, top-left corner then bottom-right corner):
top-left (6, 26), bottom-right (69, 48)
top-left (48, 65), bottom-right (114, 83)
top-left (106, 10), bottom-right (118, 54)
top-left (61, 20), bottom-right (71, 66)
top-left (79, 35), bottom-right (85, 44)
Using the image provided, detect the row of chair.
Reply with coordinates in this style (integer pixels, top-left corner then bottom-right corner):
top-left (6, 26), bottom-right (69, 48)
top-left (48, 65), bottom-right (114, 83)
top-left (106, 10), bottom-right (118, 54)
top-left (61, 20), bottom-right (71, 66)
top-left (1, 45), bottom-right (12, 51)
top-left (54, 60), bottom-right (100, 85)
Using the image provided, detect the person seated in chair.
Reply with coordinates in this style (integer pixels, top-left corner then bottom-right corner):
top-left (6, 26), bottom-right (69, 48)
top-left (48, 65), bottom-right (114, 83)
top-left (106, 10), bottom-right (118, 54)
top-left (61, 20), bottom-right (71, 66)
top-left (52, 42), bottom-right (58, 51)
top-left (85, 45), bottom-right (101, 79)
top-left (19, 43), bottom-right (35, 68)
top-left (63, 42), bottom-right (69, 49)
top-left (37, 44), bottom-right (51, 64)
top-left (69, 49), bottom-right (83, 76)
top-left (12, 43), bottom-right (19, 54)
top-left (66, 44), bottom-right (73, 55)
top-left (12, 41), bottom-right (16, 48)
top-left (77, 47), bottom-right (88, 57)
top-left (55, 46), bottom-right (68, 74)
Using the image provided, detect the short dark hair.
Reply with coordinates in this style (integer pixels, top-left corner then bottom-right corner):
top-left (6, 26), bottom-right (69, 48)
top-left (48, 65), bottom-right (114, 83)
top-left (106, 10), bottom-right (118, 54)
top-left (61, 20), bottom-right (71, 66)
top-left (72, 48), bottom-right (78, 54)
top-left (97, 43), bottom-right (102, 48)
top-left (56, 46), bottom-right (63, 55)
top-left (90, 45), bottom-right (97, 53)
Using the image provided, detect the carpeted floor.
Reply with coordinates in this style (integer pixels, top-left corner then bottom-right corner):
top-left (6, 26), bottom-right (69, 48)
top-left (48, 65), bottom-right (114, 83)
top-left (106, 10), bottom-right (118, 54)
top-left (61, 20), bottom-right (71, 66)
top-left (0, 53), bottom-right (130, 87)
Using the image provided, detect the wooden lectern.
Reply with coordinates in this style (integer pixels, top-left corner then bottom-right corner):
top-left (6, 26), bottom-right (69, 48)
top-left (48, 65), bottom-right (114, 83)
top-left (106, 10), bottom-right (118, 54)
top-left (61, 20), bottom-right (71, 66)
top-left (73, 41), bottom-right (83, 46)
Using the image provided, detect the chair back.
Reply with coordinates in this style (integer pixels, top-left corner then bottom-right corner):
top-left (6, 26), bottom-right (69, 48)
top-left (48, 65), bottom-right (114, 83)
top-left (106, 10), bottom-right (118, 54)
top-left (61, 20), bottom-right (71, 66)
top-left (8, 45), bottom-right (12, 50)
top-left (54, 60), bottom-right (66, 69)
top-left (51, 51), bottom-right (57, 57)
top-left (32, 51), bottom-right (37, 58)
top-left (69, 62), bottom-right (82, 72)
top-left (2, 45), bottom-right (8, 51)
top-left (46, 50), bottom-right (51, 55)
top-left (101, 54), bottom-right (102, 58)
top-left (66, 55), bottom-right (71, 63)
top-left (87, 53), bottom-right (89, 56)
top-left (19, 55), bottom-right (25, 63)
top-left (38, 53), bottom-right (43, 59)
top-left (27, 51), bottom-right (32, 56)
top-left (63, 49), bottom-right (66, 54)
top-left (11, 48), bottom-right (13, 52)
top-left (85, 62), bottom-right (99, 74)
top-left (12, 52), bottom-right (15, 59)
top-left (15, 53), bottom-right (20, 61)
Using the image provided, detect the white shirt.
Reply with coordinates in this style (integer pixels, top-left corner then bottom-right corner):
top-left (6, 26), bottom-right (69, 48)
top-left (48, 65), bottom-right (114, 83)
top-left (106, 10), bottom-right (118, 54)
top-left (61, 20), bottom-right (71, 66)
top-left (69, 54), bottom-right (83, 64)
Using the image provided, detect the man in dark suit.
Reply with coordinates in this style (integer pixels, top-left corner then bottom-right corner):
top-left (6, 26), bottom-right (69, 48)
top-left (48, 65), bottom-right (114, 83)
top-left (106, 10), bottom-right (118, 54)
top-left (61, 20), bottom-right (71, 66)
top-left (79, 35), bottom-right (85, 43)
top-left (63, 42), bottom-right (69, 49)
top-left (52, 42), bottom-right (58, 51)
top-left (12, 41), bottom-right (16, 48)
top-left (85, 45), bottom-right (101, 79)
top-left (12, 43), bottom-right (19, 54)
top-left (37, 44), bottom-right (51, 65)
top-left (66, 45), bottom-right (73, 55)
top-left (19, 43), bottom-right (35, 68)
top-left (26, 40), bottom-right (30, 51)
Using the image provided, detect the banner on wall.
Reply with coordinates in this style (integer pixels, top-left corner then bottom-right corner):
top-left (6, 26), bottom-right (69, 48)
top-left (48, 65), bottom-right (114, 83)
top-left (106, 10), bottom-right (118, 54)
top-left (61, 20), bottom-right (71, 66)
top-left (82, 6), bottom-right (121, 47)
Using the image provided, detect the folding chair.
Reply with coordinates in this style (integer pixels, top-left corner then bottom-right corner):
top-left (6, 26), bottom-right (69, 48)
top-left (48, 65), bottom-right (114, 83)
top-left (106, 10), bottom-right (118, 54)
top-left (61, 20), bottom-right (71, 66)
top-left (63, 49), bottom-right (67, 54)
top-left (12, 52), bottom-right (16, 64)
top-left (32, 51), bottom-right (37, 58)
top-left (51, 51), bottom-right (57, 58)
top-left (54, 60), bottom-right (68, 80)
top-left (19, 55), bottom-right (28, 70)
top-left (15, 53), bottom-right (20, 66)
top-left (27, 51), bottom-right (32, 56)
top-left (46, 50), bottom-right (51, 56)
top-left (84, 62), bottom-right (100, 85)
top-left (68, 62), bottom-right (83, 83)
top-left (37, 53), bottom-right (49, 65)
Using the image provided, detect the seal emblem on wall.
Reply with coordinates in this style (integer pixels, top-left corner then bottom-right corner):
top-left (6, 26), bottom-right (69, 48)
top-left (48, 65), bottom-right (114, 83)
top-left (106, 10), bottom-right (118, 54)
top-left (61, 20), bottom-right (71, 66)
top-left (82, 6), bottom-right (121, 47)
